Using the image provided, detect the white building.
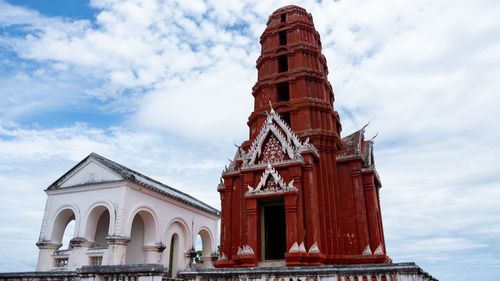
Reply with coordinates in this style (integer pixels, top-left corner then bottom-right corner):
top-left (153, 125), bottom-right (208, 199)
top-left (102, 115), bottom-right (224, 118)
top-left (35, 153), bottom-right (220, 277)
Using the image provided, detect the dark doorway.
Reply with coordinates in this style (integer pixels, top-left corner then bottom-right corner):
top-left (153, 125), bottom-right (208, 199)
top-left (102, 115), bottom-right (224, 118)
top-left (262, 200), bottom-right (286, 260)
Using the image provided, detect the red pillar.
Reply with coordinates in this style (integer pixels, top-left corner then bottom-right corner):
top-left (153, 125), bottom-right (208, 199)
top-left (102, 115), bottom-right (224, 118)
top-left (350, 164), bottom-right (370, 254)
top-left (364, 182), bottom-right (382, 252)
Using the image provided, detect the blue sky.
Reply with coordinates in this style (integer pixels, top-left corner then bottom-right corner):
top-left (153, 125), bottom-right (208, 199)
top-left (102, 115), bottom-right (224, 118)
top-left (1, 0), bottom-right (500, 280)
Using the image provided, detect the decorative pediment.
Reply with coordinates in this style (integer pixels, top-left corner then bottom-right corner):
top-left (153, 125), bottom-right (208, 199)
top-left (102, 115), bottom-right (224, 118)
top-left (246, 163), bottom-right (297, 196)
top-left (59, 159), bottom-right (123, 188)
top-left (222, 103), bottom-right (319, 175)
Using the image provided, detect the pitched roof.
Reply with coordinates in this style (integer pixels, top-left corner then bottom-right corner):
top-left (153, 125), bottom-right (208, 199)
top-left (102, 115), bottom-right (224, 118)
top-left (47, 153), bottom-right (220, 217)
top-left (337, 125), bottom-right (376, 169)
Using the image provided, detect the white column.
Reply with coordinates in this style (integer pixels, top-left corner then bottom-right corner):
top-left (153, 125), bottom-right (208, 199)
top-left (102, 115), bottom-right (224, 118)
top-left (144, 243), bottom-right (166, 264)
top-left (104, 236), bottom-right (131, 265)
top-left (36, 241), bottom-right (61, 271)
top-left (201, 254), bottom-right (218, 268)
top-left (68, 238), bottom-right (94, 270)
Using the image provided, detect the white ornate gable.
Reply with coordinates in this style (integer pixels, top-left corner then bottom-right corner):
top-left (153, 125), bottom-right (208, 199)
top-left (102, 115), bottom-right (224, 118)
top-left (60, 159), bottom-right (123, 188)
top-left (246, 163), bottom-right (297, 196)
top-left (223, 104), bottom-right (318, 175)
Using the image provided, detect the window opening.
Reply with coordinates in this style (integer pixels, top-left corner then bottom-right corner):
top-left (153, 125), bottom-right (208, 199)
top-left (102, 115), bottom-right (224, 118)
top-left (91, 256), bottom-right (103, 266)
top-left (278, 55), bottom-right (288, 72)
top-left (55, 258), bottom-right (68, 268)
top-left (279, 31), bottom-right (287, 45)
top-left (277, 82), bottom-right (290, 102)
top-left (281, 112), bottom-right (291, 127)
top-left (281, 13), bottom-right (286, 22)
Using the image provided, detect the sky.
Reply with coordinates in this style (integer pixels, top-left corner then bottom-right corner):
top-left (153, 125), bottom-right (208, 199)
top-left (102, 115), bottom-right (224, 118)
top-left (0, 0), bottom-right (499, 280)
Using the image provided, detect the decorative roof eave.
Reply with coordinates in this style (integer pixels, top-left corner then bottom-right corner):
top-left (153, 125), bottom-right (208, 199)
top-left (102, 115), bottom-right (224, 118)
top-left (221, 168), bottom-right (241, 176)
top-left (336, 153), bottom-right (363, 162)
top-left (245, 188), bottom-right (298, 198)
top-left (362, 140), bottom-right (375, 168)
top-left (241, 158), bottom-right (304, 172)
top-left (217, 178), bottom-right (225, 190)
top-left (296, 138), bottom-right (320, 159)
top-left (337, 123), bottom-right (374, 164)
top-left (45, 180), bottom-right (125, 194)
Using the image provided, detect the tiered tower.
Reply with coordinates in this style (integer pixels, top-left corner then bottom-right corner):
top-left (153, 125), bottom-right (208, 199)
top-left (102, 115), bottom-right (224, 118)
top-left (215, 5), bottom-right (390, 267)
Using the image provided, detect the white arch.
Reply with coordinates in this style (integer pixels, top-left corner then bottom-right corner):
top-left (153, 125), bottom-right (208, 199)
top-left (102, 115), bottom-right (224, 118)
top-left (47, 204), bottom-right (80, 243)
top-left (126, 204), bottom-right (158, 244)
top-left (163, 217), bottom-right (191, 249)
top-left (194, 225), bottom-right (215, 256)
top-left (82, 201), bottom-right (115, 241)
top-left (162, 218), bottom-right (191, 276)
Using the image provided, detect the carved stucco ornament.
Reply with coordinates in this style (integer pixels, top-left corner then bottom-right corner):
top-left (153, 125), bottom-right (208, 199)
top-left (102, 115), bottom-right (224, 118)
top-left (289, 242), bottom-right (299, 253)
top-left (374, 244), bottom-right (384, 255)
top-left (218, 252), bottom-right (228, 261)
top-left (362, 244), bottom-right (372, 255)
top-left (222, 103), bottom-right (319, 176)
top-left (246, 163), bottom-right (297, 196)
top-left (237, 245), bottom-right (254, 255)
top-left (308, 242), bottom-right (320, 253)
top-left (298, 242), bottom-right (306, 253)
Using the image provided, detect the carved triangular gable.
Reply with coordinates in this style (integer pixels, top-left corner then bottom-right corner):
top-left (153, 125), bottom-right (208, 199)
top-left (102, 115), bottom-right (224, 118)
top-left (242, 104), bottom-right (317, 168)
top-left (246, 163), bottom-right (297, 196)
top-left (248, 121), bottom-right (295, 164)
top-left (59, 159), bottom-right (123, 188)
top-left (222, 104), bottom-right (319, 174)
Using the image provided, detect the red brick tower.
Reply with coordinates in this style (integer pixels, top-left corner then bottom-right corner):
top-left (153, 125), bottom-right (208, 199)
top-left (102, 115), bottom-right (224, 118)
top-left (215, 5), bottom-right (390, 267)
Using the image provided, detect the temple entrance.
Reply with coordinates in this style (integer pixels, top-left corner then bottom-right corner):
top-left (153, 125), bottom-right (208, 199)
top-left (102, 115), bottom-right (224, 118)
top-left (261, 198), bottom-right (286, 260)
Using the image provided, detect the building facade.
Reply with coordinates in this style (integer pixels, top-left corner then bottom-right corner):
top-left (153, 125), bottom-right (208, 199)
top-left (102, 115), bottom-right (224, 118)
top-left (35, 153), bottom-right (220, 277)
top-left (215, 5), bottom-right (389, 268)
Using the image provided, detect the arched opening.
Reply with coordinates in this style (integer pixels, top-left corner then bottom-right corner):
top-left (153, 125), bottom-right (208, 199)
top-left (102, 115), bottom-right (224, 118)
top-left (84, 206), bottom-right (110, 248)
top-left (125, 210), bottom-right (156, 264)
top-left (167, 234), bottom-right (179, 277)
top-left (61, 220), bottom-right (75, 250)
top-left (93, 210), bottom-right (109, 248)
top-left (194, 234), bottom-right (203, 265)
top-left (162, 220), bottom-right (189, 276)
top-left (125, 215), bottom-right (146, 264)
top-left (197, 229), bottom-right (213, 257)
top-left (51, 209), bottom-right (76, 249)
